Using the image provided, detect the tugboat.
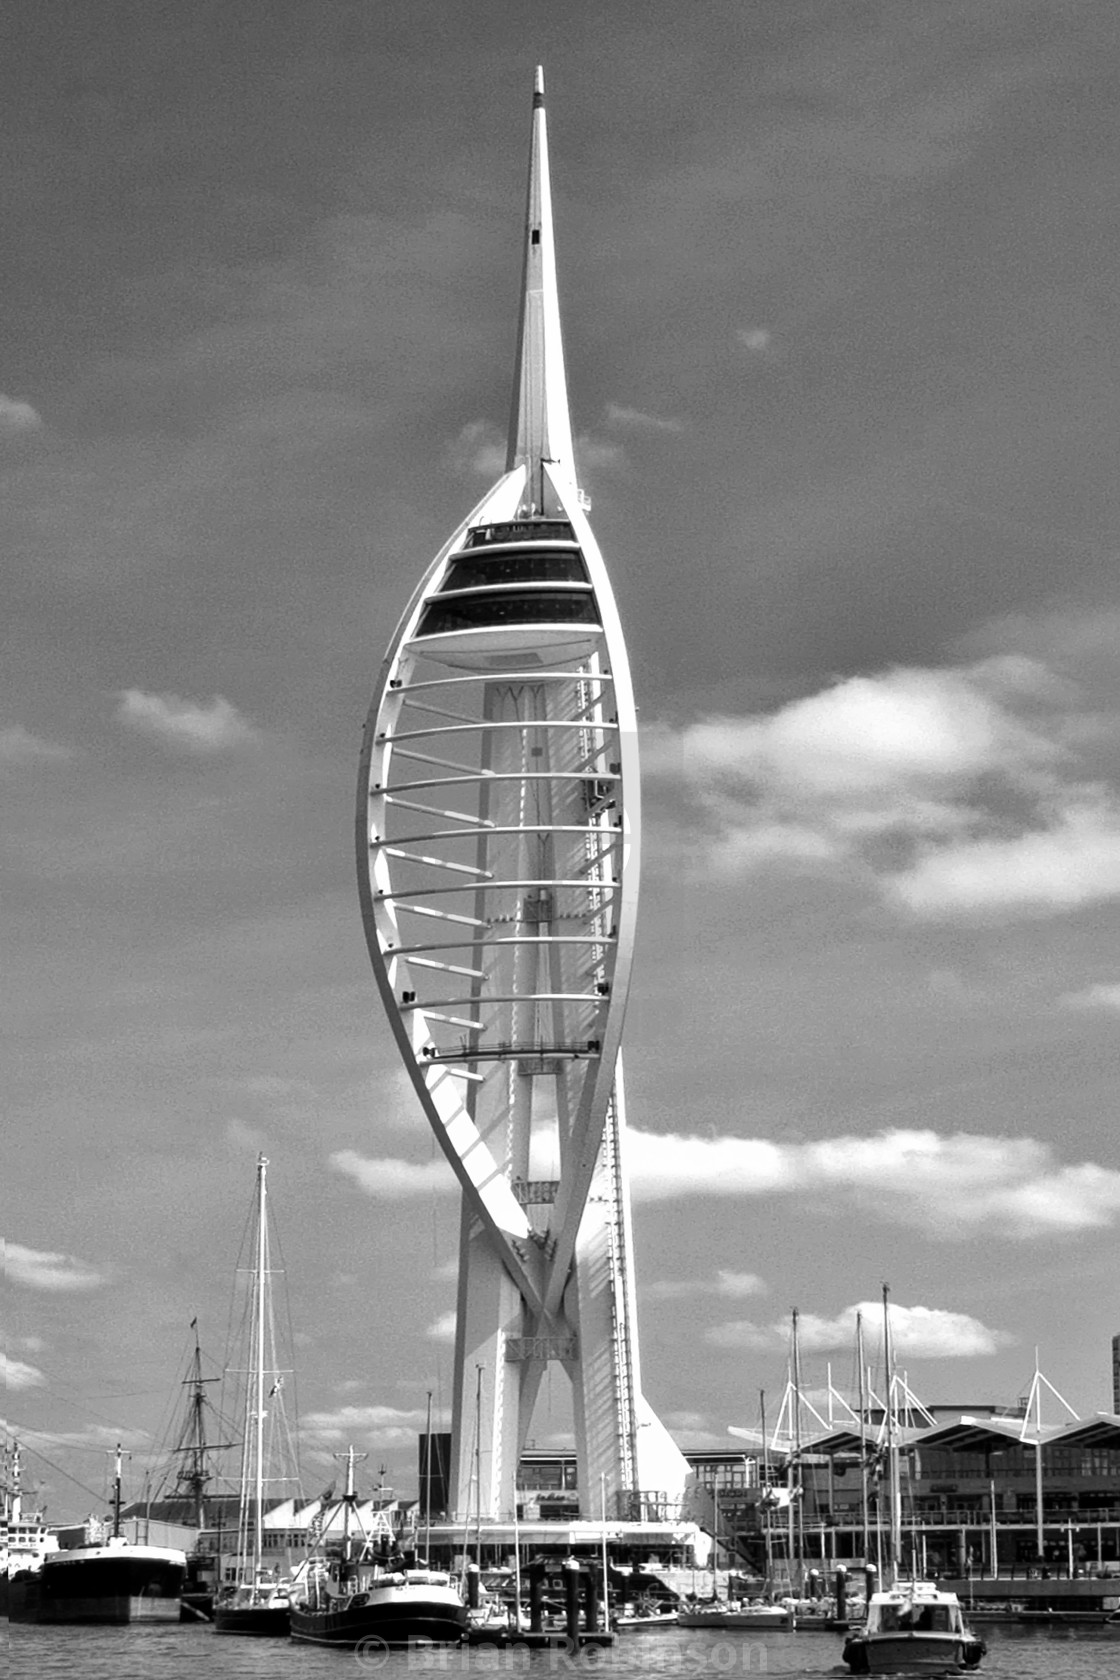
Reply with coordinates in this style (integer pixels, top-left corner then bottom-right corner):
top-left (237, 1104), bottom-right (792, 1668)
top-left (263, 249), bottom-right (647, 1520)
top-left (289, 1448), bottom-right (466, 1648)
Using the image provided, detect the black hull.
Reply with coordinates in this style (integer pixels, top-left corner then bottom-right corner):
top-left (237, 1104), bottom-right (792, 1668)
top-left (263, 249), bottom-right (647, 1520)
top-left (214, 1603), bottom-right (291, 1636)
top-left (291, 1602), bottom-right (467, 1648)
top-left (843, 1633), bottom-right (985, 1674)
top-left (38, 1552), bottom-right (185, 1625)
top-left (4, 1574), bottom-right (42, 1623)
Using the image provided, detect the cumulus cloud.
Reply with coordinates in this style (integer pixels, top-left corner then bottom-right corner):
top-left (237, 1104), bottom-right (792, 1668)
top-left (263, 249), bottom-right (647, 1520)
top-left (329, 1128), bottom-right (1120, 1237)
top-left (115, 690), bottom-right (259, 753)
top-left (332, 1122), bottom-right (1120, 1243)
top-left (737, 328), bottom-right (773, 353)
top-left (225, 1118), bottom-right (270, 1151)
top-left (329, 1149), bottom-right (452, 1199)
top-left (892, 808), bottom-right (1120, 915)
top-left (0, 725), bottom-right (71, 766)
top-left (18, 1423), bottom-right (149, 1452)
top-left (448, 419), bottom-right (505, 478)
top-left (626, 1128), bottom-right (1120, 1238)
top-left (1059, 983), bottom-right (1120, 1013)
top-left (573, 432), bottom-right (623, 473)
top-left (645, 1269), bottom-right (767, 1301)
top-left (302, 1402), bottom-right (442, 1448)
top-left (707, 1302), bottom-right (1008, 1359)
top-left (644, 656), bottom-right (1120, 918)
top-left (0, 394), bottom-right (43, 431)
top-left (3, 1354), bottom-right (46, 1389)
top-left (6, 1242), bottom-right (105, 1291)
top-left (604, 402), bottom-right (684, 434)
top-left (426, 1310), bottom-right (457, 1342)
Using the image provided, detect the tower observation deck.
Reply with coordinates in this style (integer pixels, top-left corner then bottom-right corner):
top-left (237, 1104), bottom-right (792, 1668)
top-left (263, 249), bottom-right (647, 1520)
top-left (357, 70), bottom-right (691, 1528)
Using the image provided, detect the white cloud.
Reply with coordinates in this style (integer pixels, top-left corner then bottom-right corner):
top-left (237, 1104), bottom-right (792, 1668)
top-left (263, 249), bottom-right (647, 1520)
top-left (626, 1127), bottom-right (1120, 1238)
top-left (115, 690), bottom-right (259, 753)
top-left (448, 419), bottom-right (505, 478)
top-left (1059, 983), bottom-right (1120, 1013)
top-left (0, 394), bottom-right (42, 431)
top-left (332, 1126), bottom-right (1120, 1238)
top-left (302, 1402), bottom-right (443, 1448)
top-left (707, 1302), bottom-right (1007, 1359)
top-left (643, 1279), bottom-right (699, 1301)
top-left (645, 1269), bottom-right (767, 1302)
top-left (18, 1423), bottom-right (150, 1452)
top-left (3, 1354), bottom-right (46, 1389)
top-left (0, 725), bottom-right (71, 766)
top-left (644, 657), bottom-right (1120, 919)
top-left (329, 1149), bottom-right (453, 1200)
top-left (653, 667), bottom-right (1044, 798)
top-left (6, 1242), bottom-right (105, 1291)
top-left (573, 432), bottom-right (624, 473)
top-left (604, 402), bottom-right (684, 434)
top-left (892, 807), bottom-right (1120, 915)
top-left (737, 328), bottom-right (773, 353)
top-left (717, 1270), bottom-right (767, 1298)
top-left (706, 1320), bottom-right (778, 1352)
top-left (426, 1310), bottom-right (457, 1343)
top-left (225, 1118), bottom-right (270, 1151)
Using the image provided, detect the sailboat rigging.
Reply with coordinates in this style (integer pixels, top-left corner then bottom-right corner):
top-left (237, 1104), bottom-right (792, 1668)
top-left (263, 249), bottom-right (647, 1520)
top-left (214, 1153), bottom-right (303, 1636)
top-left (842, 1287), bottom-right (985, 1674)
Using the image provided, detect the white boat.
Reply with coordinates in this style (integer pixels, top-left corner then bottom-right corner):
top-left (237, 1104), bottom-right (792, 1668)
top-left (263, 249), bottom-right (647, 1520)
top-left (3, 1440), bottom-right (61, 1621)
top-left (842, 1580), bottom-right (984, 1673)
top-left (214, 1154), bottom-right (303, 1636)
top-left (723, 1601), bottom-right (795, 1629)
top-left (678, 1597), bottom-right (793, 1629)
top-left (842, 1291), bottom-right (983, 1672)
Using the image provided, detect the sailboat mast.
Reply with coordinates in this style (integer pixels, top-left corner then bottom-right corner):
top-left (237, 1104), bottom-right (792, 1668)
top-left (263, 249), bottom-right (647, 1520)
top-left (760, 1389), bottom-right (773, 1581)
top-left (473, 1364), bottom-right (484, 1566)
top-left (252, 1154), bottom-right (268, 1584)
top-left (424, 1389), bottom-right (433, 1561)
top-left (791, 1308), bottom-right (805, 1592)
top-left (882, 1284), bottom-right (901, 1583)
top-left (856, 1310), bottom-right (870, 1566)
top-left (1032, 1349), bottom-right (1044, 1561)
top-left (190, 1328), bottom-right (206, 1528)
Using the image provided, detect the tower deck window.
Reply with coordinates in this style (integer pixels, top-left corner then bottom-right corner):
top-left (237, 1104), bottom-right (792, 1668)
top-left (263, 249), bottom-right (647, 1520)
top-left (440, 548), bottom-right (589, 591)
top-left (463, 520), bottom-right (576, 548)
top-left (416, 589), bottom-right (600, 637)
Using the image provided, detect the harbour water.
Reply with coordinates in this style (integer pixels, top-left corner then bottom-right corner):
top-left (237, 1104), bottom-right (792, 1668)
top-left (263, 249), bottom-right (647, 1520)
top-left (10, 1623), bottom-right (1119, 1680)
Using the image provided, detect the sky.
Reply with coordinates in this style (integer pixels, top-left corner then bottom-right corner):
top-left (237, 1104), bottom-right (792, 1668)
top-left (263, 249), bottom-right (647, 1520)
top-left (4, 0), bottom-right (1119, 1522)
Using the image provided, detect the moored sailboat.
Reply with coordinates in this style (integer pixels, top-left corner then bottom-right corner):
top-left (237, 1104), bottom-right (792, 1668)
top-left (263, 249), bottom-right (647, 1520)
top-left (213, 1154), bottom-right (303, 1636)
top-left (842, 1288), bottom-right (984, 1673)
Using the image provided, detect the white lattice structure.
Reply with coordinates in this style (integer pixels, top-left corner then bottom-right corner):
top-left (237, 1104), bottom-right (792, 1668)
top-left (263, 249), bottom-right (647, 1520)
top-left (357, 70), bottom-right (688, 1524)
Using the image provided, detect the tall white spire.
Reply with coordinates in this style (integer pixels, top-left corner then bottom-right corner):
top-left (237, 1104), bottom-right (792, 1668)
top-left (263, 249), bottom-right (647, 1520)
top-left (357, 68), bottom-right (693, 1534)
top-left (506, 67), bottom-right (576, 502)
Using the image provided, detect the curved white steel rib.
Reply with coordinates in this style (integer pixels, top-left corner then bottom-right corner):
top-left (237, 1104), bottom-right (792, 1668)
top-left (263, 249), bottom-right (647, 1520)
top-left (357, 69), bottom-right (687, 1523)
